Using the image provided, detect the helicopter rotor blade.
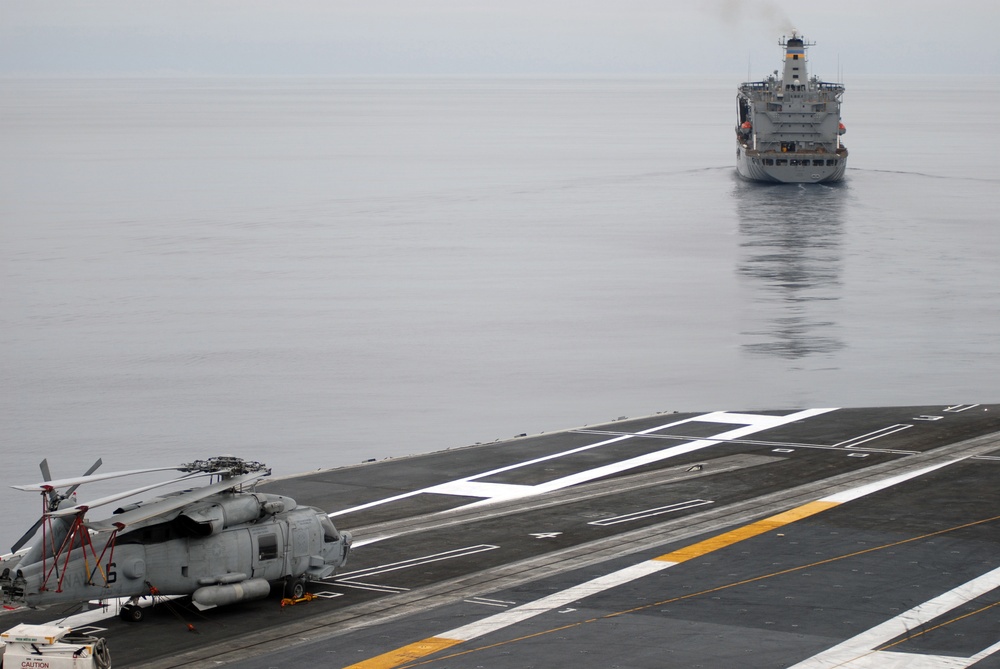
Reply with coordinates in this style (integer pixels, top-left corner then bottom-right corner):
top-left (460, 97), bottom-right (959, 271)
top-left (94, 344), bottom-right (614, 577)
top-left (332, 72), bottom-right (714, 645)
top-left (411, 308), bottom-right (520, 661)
top-left (38, 458), bottom-right (60, 510)
top-left (11, 458), bottom-right (103, 551)
top-left (63, 458), bottom-right (103, 499)
top-left (11, 465), bottom-right (192, 492)
top-left (86, 471), bottom-right (266, 533)
top-left (46, 470), bottom-right (231, 519)
top-left (10, 518), bottom-right (44, 554)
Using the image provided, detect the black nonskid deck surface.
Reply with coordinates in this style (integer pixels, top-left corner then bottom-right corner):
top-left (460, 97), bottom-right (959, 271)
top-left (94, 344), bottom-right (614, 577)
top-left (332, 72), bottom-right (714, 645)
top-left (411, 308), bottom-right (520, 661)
top-left (5, 405), bottom-right (1000, 669)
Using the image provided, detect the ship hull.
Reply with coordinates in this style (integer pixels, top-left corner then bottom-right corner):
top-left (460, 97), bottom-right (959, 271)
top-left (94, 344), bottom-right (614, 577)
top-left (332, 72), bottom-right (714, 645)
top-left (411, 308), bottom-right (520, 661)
top-left (736, 34), bottom-right (848, 184)
top-left (736, 143), bottom-right (847, 183)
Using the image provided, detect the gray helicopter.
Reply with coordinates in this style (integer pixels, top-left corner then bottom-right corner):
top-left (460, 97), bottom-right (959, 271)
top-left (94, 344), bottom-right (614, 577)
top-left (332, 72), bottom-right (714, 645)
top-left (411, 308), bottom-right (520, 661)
top-left (0, 456), bottom-right (351, 621)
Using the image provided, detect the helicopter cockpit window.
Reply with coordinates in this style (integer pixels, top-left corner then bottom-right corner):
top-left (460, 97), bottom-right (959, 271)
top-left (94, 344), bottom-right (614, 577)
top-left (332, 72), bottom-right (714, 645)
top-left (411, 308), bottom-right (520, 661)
top-left (319, 515), bottom-right (340, 543)
top-left (258, 533), bottom-right (278, 561)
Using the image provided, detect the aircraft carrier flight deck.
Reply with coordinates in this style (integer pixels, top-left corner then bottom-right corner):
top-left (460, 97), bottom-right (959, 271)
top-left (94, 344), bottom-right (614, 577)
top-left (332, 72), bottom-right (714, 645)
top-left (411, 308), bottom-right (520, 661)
top-left (4, 403), bottom-right (1000, 669)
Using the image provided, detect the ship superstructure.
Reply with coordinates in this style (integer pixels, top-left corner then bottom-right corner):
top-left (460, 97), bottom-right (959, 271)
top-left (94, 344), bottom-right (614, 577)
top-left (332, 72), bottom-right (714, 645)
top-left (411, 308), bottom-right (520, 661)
top-left (736, 34), bottom-right (847, 183)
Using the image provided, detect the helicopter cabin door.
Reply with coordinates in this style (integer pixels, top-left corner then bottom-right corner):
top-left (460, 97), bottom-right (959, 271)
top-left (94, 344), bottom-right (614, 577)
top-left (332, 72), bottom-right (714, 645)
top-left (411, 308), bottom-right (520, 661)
top-left (287, 516), bottom-right (320, 575)
top-left (250, 526), bottom-right (285, 580)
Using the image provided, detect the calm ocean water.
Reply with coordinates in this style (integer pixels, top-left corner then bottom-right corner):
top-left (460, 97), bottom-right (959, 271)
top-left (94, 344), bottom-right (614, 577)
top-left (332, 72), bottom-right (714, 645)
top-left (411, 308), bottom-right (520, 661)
top-left (2, 75), bottom-right (999, 542)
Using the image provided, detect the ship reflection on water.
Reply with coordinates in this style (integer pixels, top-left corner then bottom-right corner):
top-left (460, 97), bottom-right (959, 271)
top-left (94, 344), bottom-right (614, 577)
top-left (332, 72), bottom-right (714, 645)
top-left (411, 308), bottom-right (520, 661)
top-left (733, 179), bottom-right (847, 360)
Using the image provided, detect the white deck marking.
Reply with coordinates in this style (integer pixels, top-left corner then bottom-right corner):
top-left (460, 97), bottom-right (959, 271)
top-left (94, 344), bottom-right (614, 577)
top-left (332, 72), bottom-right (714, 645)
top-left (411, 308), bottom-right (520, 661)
top-left (333, 582), bottom-right (408, 594)
top-left (65, 625), bottom-right (108, 635)
top-left (332, 545), bottom-right (500, 593)
top-left (333, 409), bottom-right (838, 522)
top-left (465, 597), bottom-right (515, 608)
top-left (346, 454), bottom-right (968, 669)
top-left (575, 430), bottom-right (918, 454)
top-left (834, 424), bottom-right (912, 449)
top-left (310, 591), bottom-right (344, 599)
top-left (427, 481), bottom-right (535, 500)
top-left (588, 499), bottom-right (714, 526)
top-left (334, 545), bottom-right (499, 582)
top-left (788, 564), bottom-right (1000, 668)
top-left (441, 560), bottom-right (672, 641)
top-left (821, 460), bottom-right (960, 504)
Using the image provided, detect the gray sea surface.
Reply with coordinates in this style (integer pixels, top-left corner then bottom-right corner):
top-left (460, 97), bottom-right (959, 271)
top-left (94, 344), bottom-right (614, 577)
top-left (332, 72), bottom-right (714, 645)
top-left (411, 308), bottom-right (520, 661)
top-left (2, 75), bottom-right (999, 543)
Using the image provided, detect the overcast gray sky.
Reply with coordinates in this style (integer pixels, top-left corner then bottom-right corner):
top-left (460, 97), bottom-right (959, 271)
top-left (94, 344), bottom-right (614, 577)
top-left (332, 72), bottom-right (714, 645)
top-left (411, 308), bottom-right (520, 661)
top-left (2, 0), bottom-right (998, 76)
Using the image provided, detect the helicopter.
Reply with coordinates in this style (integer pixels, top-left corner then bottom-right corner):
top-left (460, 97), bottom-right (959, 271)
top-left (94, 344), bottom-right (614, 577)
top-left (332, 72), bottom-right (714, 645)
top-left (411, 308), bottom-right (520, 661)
top-left (0, 456), bottom-right (352, 621)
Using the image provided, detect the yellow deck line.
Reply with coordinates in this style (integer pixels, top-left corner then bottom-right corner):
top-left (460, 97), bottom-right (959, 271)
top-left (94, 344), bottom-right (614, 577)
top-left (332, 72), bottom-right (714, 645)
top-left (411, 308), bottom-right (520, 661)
top-left (344, 637), bottom-right (463, 669)
top-left (654, 500), bottom-right (840, 563)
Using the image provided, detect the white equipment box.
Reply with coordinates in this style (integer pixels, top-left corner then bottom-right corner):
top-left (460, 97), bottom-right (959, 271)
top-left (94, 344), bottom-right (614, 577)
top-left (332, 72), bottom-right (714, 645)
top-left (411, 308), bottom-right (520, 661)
top-left (1, 623), bottom-right (111, 668)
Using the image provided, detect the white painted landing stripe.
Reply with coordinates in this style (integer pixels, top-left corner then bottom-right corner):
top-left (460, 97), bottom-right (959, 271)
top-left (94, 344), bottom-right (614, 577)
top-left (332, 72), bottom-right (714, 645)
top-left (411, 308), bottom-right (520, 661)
top-left (821, 459), bottom-right (962, 504)
top-left (345, 455), bottom-right (966, 669)
top-left (332, 408), bottom-right (839, 521)
top-left (444, 559), bottom-right (672, 641)
top-left (787, 564), bottom-right (1000, 668)
top-left (435, 438), bottom-right (724, 507)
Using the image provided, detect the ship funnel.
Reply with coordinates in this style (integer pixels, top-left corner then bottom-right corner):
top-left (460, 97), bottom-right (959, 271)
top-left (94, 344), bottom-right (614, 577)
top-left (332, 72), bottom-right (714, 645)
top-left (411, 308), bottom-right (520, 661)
top-left (780, 34), bottom-right (814, 89)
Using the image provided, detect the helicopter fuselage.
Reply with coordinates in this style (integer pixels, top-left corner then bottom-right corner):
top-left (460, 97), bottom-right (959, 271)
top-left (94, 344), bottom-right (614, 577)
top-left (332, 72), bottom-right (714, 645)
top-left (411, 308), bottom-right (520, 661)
top-left (1, 491), bottom-right (351, 609)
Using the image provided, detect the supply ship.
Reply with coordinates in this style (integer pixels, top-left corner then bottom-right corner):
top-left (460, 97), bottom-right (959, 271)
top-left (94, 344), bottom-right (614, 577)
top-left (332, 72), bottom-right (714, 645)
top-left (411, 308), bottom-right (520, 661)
top-left (736, 34), bottom-right (847, 182)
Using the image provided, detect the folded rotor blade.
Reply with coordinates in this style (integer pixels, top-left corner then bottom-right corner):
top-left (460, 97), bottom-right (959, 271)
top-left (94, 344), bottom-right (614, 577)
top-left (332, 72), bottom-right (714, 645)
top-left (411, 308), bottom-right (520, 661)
top-left (87, 472), bottom-right (266, 532)
top-left (11, 465), bottom-right (190, 492)
top-left (46, 470), bottom-right (229, 518)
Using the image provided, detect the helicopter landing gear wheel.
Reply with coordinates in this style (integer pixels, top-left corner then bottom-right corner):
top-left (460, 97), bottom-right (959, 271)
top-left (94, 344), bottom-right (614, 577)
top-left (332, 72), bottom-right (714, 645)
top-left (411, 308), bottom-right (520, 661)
top-left (120, 603), bottom-right (144, 622)
top-left (284, 576), bottom-right (306, 599)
